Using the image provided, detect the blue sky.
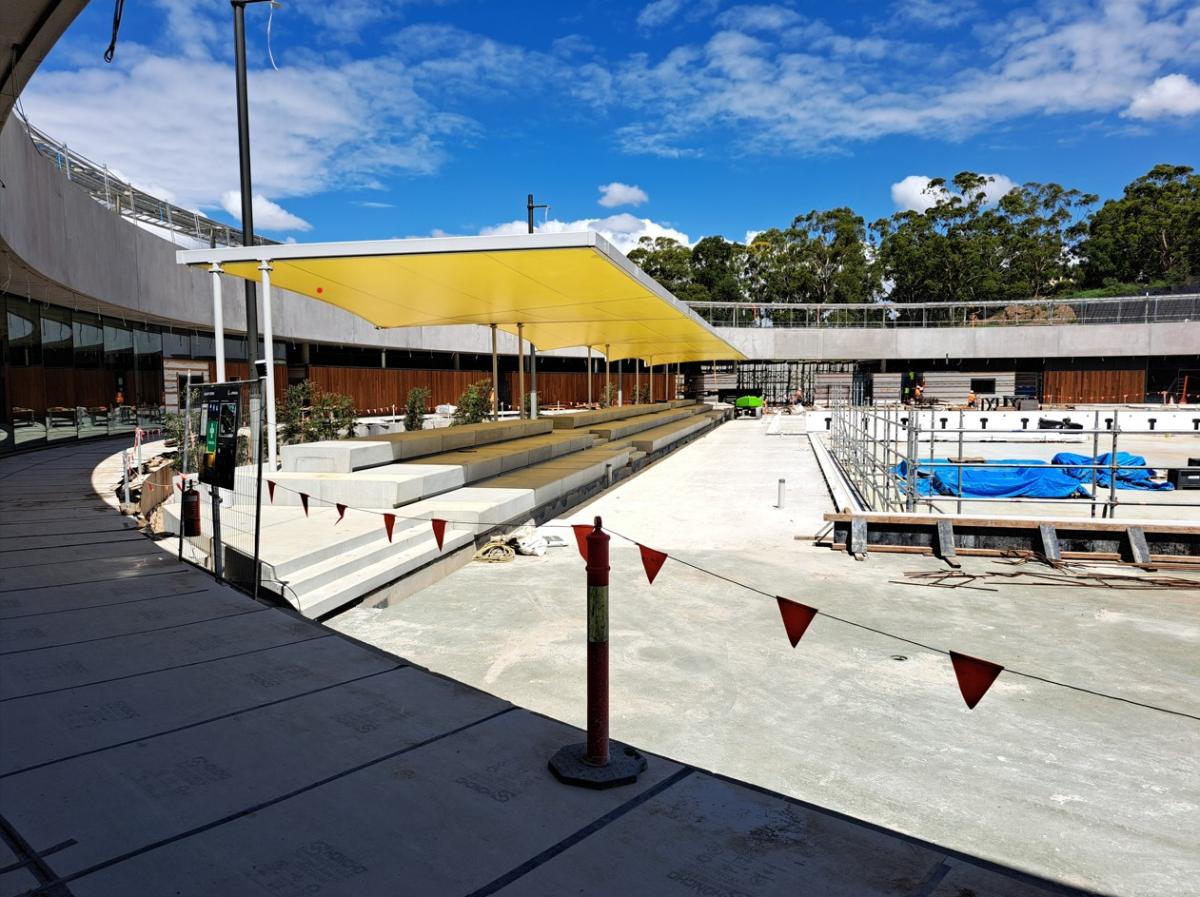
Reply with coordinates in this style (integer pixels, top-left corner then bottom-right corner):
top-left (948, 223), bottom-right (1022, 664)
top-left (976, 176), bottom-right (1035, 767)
top-left (23, 0), bottom-right (1200, 250)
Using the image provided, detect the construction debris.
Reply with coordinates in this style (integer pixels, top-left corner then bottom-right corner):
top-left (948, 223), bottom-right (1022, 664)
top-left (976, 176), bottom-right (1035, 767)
top-left (893, 567), bottom-right (1199, 591)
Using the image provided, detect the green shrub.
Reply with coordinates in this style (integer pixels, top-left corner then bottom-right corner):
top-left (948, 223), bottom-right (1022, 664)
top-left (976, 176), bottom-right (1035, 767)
top-left (278, 381), bottom-right (357, 444)
top-left (404, 387), bottom-right (430, 432)
top-left (451, 379), bottom-right (494, 426)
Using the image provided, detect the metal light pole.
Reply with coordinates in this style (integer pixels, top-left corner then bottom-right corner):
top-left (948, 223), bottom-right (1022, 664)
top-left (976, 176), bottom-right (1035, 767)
top-left (232, 0), bottom-right (273, 456)
top-left (526, 197), bottom-right (544, 417)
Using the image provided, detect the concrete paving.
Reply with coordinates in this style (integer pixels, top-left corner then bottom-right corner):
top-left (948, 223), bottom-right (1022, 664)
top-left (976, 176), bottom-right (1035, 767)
top-left (334, 416), bottom-right (1200, 897)
top-left (0, 436), bottom-right (1107, 897)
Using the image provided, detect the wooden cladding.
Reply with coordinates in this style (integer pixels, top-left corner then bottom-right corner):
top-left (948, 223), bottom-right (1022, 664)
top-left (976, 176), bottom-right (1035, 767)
top-left (1043, 369), bottom-right (1145, 404)
top-left (504, 371), bottom-right (677, 408)
top-left (307, 366), bottom-right (491, 411)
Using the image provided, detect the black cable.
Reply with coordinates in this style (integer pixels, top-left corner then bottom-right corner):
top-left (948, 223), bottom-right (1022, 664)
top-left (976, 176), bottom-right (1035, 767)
top-left (103, 0), bottom-right (126, 64)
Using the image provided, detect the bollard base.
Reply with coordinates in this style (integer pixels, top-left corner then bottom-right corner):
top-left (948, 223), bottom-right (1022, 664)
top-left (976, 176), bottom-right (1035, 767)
top-left (548, 742), bottom-right (647, 790)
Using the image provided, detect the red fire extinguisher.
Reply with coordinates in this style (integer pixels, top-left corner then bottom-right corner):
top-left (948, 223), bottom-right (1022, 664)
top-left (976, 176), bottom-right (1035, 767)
top-left (182, 481), bottom-right (201, 537)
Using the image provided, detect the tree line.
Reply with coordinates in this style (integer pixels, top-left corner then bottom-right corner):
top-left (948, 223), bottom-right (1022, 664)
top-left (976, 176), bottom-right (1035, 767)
top-left (627, 164), bottom-right (1200, 307)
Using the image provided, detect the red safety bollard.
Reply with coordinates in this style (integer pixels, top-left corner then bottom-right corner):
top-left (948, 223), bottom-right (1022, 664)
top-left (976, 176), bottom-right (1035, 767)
top-left (549, 516), bottom-right (647, 789)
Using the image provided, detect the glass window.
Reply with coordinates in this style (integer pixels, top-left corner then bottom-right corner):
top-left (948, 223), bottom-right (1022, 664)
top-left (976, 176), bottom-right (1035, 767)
top-left (42, 306), bottom-right (76, 441)
top-left (134, 325), bottom-right (164, 429)
top-left (0, 295), bottom-right (10, 453)
top-left (6, 297), bottom-right (46, 447)
top-left (163, 331), bottom-right (191, 358)
top-left (104, 320), bottom-right (136, 434)
top-left (74, 312), bottom-right (108, 439)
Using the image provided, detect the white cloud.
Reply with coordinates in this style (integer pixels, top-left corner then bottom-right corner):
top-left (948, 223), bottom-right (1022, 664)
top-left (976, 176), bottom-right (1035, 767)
top-left (479, 213), bottom-right (690, 254)
top-left (716, 5), bottom-right (803, 32)
top-left (220, 191), bottom-right (312, 232)
top-left (1125, 73), bottom-right (1200, 119)
top-left (890, 173), bottom-right (1017, 212)
top-left (637, 0), bottom-right (685, 29)
top-left (598, 182), bottom-right (649, 207)
top-left (355, 200), bottom-right (397, 209)
top-left (611, 1), bottom-right (1200, 155)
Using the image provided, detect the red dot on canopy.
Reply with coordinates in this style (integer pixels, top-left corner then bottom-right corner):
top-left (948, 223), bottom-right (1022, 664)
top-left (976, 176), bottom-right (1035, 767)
top-left (316, 287), bottom-right (324, 294)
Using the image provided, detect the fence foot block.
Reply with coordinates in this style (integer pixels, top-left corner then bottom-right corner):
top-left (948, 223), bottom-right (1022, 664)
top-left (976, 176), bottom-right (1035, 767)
top-left (549, 742), bottom-right (647, 790)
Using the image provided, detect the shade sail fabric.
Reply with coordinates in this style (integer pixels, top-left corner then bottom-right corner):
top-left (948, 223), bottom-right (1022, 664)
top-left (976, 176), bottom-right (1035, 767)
top-left (177, 232), bottom-right (744, 364)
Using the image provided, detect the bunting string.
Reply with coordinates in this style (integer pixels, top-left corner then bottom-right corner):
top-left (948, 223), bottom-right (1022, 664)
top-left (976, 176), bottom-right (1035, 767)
top-left (208, 476), bottom-right (1196, 721)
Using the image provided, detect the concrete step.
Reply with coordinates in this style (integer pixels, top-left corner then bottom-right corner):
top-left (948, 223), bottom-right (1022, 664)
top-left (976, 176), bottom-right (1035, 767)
top-left (278, 526), bottom-right (476, 619)
top-left (481, 445), bottom-right (635, 507)
top-left (628, 411), bottom-right (723, 454)
top-left (547, 403), bottom-right (672, 430)
top-left (589, 407), bottom-right (699, 441)
top-left (266, 520), bottom-right (436, 599)
top-left (281, 418), bottom-right (553, 473)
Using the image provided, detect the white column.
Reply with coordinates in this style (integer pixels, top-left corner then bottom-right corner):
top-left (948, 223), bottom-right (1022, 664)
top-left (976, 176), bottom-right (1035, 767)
top-left (258, 261), bottom-right (278, 471)
top-left (530, 343), bottom-right (538, 419)
top-left (209, 263), bottom-right (226, 381)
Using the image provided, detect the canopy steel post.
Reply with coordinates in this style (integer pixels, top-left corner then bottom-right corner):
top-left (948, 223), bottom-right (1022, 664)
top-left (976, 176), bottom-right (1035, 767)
top-left (605, 344), bottom-right (610, 406)
top-left (635, 360), bottom-right (640, 405)
top-left (587, 346), bottom-right (593, 406)
top-left (517, 323), bottom-right (526, 419)
top-left (490, 324), bottom-right (499, 421)
top-left (617, 359), bottom-right (623, 406)
top-left (650, 356), bottom-right (655, 403)
top-left (209, 264), bottom-right (226, 381)
top-left (257, 261), bottom-right (278, 471)
top-left (530, 342), bottom-right (538, 419)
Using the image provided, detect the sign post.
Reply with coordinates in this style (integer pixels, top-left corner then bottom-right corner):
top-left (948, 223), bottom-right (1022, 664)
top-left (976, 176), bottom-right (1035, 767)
top-left (198, 382), bottom-right (242, 580)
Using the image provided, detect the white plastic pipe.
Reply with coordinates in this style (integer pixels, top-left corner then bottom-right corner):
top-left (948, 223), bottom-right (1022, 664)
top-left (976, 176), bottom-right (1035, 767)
top-left (258, 261), bottom-right (278, 471)
top-left (209, 264), bottom-right (226, 381)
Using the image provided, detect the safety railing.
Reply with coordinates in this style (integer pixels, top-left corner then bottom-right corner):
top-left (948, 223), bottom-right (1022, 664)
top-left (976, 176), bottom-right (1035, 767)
top-left (689, 294), bottom-right (1200, 329)
top-left (826, 404), bottom-right (1200, 519)
top-left (19, 115), bottom-right (275, 249)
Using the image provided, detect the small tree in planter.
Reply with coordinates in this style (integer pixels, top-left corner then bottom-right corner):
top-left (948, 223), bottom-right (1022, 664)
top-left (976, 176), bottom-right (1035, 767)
top-left (601, 384), bottom-right (617, 408)
top-left (278, 381), bottom-right (357, 444)
top-left (163, 387), bottom-right (202, 473)
top-left (451, 379), bottom-right (493, 426)
top-left (634, 385), bottom-right (650, 404)
top-left (404, 387), bottom-right (431, 432)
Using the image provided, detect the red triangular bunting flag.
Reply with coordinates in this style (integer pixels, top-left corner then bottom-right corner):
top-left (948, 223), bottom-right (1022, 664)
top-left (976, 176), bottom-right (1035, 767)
top-left (950, 651), bottom-right (1004, 710)
top-left (775, 597), bottom-right (818, 648)
top-left (383, 513), bottom-right (396, 543)
top-left (638, 544), bottom-right (668, 584)
top-left (267, 480), bottom-right (275, 502)
top-left (571, 524), bottom-right (592, 562)
top-left (176, 480), bottom-right (184, 492)
top-left (432, 518), bottom-right (447, 551)
top-left (299, 492), bottom-right (309, 516)
top-left (335, 503), bottom-right (346, 524)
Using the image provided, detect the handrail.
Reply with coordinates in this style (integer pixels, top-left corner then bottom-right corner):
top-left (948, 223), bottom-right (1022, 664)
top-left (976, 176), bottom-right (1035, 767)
top-left (18, 114), bottom-right (277, 249)
top-left (690, 294), bottom-right (1200, 329)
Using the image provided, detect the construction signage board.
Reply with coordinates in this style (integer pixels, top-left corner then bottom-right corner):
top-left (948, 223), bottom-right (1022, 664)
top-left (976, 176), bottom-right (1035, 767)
top-left (198, 383), bottom-right (242, 491)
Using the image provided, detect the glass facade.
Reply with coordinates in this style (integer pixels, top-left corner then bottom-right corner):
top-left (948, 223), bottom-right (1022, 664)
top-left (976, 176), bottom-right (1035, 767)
top-left (0, 293), bottom-right (280, 453)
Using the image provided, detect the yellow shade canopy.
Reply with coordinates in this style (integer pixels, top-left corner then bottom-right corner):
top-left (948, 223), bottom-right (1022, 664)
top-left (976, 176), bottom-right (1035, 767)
top-left (177, 232), bottom-right (744, 364)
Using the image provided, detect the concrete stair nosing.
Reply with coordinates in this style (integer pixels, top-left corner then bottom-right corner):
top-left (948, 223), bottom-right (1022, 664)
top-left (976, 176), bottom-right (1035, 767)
top-left (287, 528), bottom-right (476, 619)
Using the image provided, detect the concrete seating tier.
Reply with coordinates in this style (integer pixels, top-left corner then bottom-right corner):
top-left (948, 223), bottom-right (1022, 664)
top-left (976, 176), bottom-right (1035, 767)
top-left (256, 431), bottom-right (595, 510)
top-left (407, 431), bottom-right (597, 483)
top-left (627, 410), bottom-right (724, 454)
top-left (548, 402), bottom-right (672, 430)
top-left (281, 419), bottom-right (552, 473)
top-left (588, 403), bottom-right (712, 442)
top-left (480, 444), bottom-right (635, 508)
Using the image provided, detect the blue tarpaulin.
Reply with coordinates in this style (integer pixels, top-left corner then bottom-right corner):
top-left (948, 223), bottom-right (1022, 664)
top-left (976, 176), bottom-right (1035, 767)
top-left (1051, 452), bottom-right (1174, 491)
top-left (895, 459), bottom-right (1092, 499)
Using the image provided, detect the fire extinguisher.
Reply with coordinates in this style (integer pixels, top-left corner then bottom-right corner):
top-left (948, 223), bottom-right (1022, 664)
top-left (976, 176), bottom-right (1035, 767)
top-left (182, 480), bottom-right (201, 537)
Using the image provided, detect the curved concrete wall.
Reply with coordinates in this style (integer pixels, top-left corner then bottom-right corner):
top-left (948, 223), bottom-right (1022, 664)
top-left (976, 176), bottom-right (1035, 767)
top-left (0, 116), bottom-right (535, 359)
